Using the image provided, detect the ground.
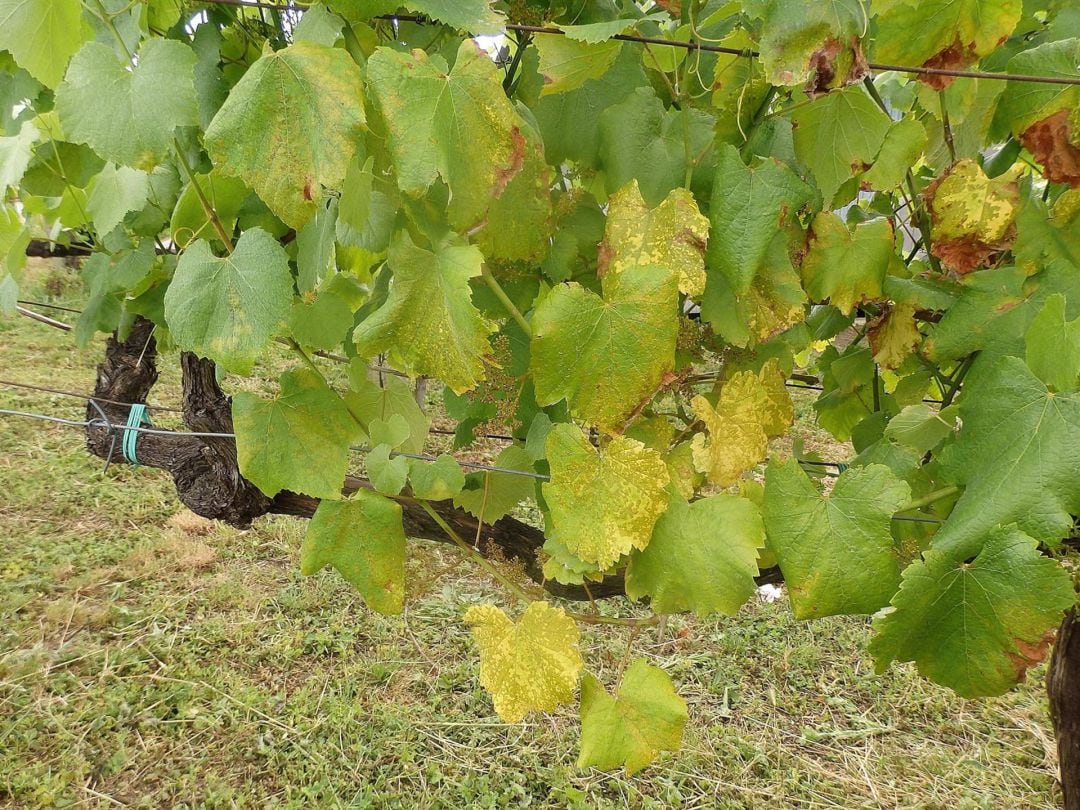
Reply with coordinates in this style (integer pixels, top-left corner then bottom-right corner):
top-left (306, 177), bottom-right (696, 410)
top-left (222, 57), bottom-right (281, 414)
top-left (0, 263), bottom-right (1064, 808)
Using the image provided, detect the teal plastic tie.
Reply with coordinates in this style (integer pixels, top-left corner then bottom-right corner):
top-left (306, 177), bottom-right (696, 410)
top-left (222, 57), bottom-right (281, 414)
top-left (122, 403), bottom-right (152, 466)
top-left (836, 462), bottom-right (849, 473)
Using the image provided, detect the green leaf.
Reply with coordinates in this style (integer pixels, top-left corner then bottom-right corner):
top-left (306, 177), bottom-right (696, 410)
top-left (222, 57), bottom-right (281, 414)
top-left (746, 0), bottom-right (869, 88)
top-left (86, 163), bottom-right (149, 235)
top-left (598, 87), bottom-right (716, 206)
top-left (407, 453), bottom-right (465, 500)
top-left (367, 444), bottom-right (409, 496)
top-left (0, 0), bottom-right (90, 87)
top-left (578, 659), bottom-right (687, 775)
top-left (873, 0), bottom-right (1021, 81)
top-left (536, 37), bottom-right (622, 97)
top-left (871, 526), bottom-right (1074, 697)
top-left (626, 494), bottom-right (764, 617)
top-left (454, 445), bottom-right (536, 523)
top-left (288, 288), bottom-right (354, 353)
top-left (464, 601), bottom-right (583, 723)
top-left (56, 40), bottom-right (198, 170)
top-left (599, 180), bottom-right (709, 296)
top-left (931, 355), bottom-right (1080, 557)
top-left (170, 170), bottom-right (247, 249)
top-left (367, 42), bottom-right (550, 240)
top-left (531, 266), bottom-right (679, 433)
top-left (862, 118), bottom-right (928, 191)
top-left (763, 459), bottom-right (911, 619)
top-left (790, 84), bottom-right (891, 204)
top-left (301, 490), bottom-right (406, 614)
top-left (1026, 294), bottom-right (1080, 392)
top-left (558, 13), bottom-right (669, 44)
top-left (405, 0), bottom-right (503, 33)
top-left (0, 120), bottom-right (36, 192)
top-left (704, 145), bottom-right (814, 298)
top-left (800, 213), bottom-right (893, 315)
top-left (353, 232), bottom-right (495, 394)
top-left (999, 38), bottom-right (1080, 133)
top-left (233, 368), bottom-right (362, 500)
top-left (345, 366), bottom-right (430, 454)
top-left (164, 228), bottom-right (293, 375)
top-left (542, 423), bottom-right (670, 570)
top-left (205, 42), bottom-right (365, 229)
top-left (292, 3), bottom-right (345, 46)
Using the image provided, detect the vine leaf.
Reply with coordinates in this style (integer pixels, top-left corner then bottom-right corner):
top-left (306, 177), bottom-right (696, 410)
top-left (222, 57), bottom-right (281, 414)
top-left (746, 0), bottom-right (869, 89)
top-left (233, 368), bottom-right (363, 500)
top-left (862, 118), bottom-right (928, 191)
top-left (405, 0), bottom-right (503, 33)
top-left (599, 180), bottom-right (709, 296)
top-left (464, 601), bottom-right (583, 723)
top-left (454, 446), bottom-right (536, 523)
top-left (170, 170), bottom-right (247, 249)
top-left (205, 42), bottom-right (366, 229)
top-left (407, 453), bottom-right (465, 500)
top-left (345, 367), bottom-right (431, 454)
top-left (868, 301), bottom-right (920, 370)
top-left (353, 232), bottom-right (495, 394)
top-left (931, 355), bottom-right (1080, 558)
top-left (1025, 294), bottom-right (1080, 393)
top-left (56, 40), bottom-right (198, 170)
top-left (542, 423), bottom-right (670, 570)
top-left (164, 227), bottom-right (293, 376)
top-left (999, 39), bottom-right (1080, 186)
top-left (800, 213), bottom-right (893, 315)
top-left (872, 0), bottom-right (1021, 89)
top-left (925, 159), bottom-right (1020, 274)
top-left (530, 265), bottom-right (679, 433)
top-left (691, 360), bottom-right (793, 487)
top-left (0, 120), bottom-right (36, 193)
top-left (626, 493), bottom-right (764, 617)
top-left (366, 41), bottom-right (551, 252)
top-left (536, 37), bottom-right (622, 96)
top-left (790, 84), bottom-right (891, 205)
top-left (763, 459), bottom-right (911, 619)
top-left (86, 163), bottom-right (149, 235)
top-left (578, 659), bottom-right (688, 775)
top-left (301, 490), bottom-right (406, 614)
top-left (0, 0), bottom-right (90, 88)
top-left (870, 526), bottom-right (1075, 697)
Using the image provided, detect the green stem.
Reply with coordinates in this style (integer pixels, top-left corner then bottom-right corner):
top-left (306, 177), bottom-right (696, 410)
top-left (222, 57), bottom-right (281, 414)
top-left (939, 89), bottom-right (956, 164)
top-left (941, 354), bottom-right (975, 408)
top-left (284, 337), bottom-right (330, 384)
top-left (173, 139), bottom-right (235, 252)
top-left (896, 485), bottom-right (960, 514)
top-left (342, 23), bottom-right (365, 65)
top-left (480, 264), bottom-right (532, 338)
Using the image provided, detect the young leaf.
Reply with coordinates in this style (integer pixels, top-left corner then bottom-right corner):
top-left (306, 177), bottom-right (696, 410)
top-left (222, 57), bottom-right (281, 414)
top-left (205, 42), bottom-right (366, 229)
top-left (464, 601), bottom-right (583, 723)
top-left (530, 265), bottom-right (679, 433)
top-left (626, 494), bottom-right (764, 617)
top-left (56, 40), bottom-right (198, 170)
top-left (578, 659), bottom-right (687, 775)
top-left (352, 233), bottom-right (496, 394)
top-left (233, 368), bottom-right (362, 500)
top-left (345, 369), bottom-right (431, 454)
top-left (163, 228), bottom-right (293, 376)
top-left (763, 459), bottom-right (911, 619)
top-left (800, 213), bottom-right (893, 315)
top-left (542, 423), bottom-right (670, 570)
top-left (931, 355), bottom-right (1080, 558)
top-left (454, 445), bottom-right (536, 523)
top-left (0, 0), bottom-right (90, 88)
top-left (599, 180), bottom-right (709, 296)
top-left (871, 527), bottom-right (1074, 697)
top-left (301, 490), bottom-right (406, 614)
top-left (407, 453), bottom-right (465, 500)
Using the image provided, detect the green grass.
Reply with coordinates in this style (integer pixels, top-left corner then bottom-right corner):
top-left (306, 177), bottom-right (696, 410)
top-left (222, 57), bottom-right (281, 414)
top-left (0, 263), bottom-right (1063, 808)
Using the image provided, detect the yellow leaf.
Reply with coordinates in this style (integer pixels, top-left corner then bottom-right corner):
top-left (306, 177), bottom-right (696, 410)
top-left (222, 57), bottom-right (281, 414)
top-left (869, 302), bottom-right (921, 370)
top-left (464, 602), bottom-right (583, 723)
top-left (599, 180), bottom-right (709, 296)
top-left (543, 423), bottom-right (671, 569)
top-left (691, 360), bottom-right (793, 486)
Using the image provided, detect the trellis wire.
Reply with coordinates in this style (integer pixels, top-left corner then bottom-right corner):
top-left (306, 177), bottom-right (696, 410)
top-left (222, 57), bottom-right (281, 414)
top-left (195, 0), bottom-right (1080, 87)
top-left (0, 405), bottom-right (948, 524)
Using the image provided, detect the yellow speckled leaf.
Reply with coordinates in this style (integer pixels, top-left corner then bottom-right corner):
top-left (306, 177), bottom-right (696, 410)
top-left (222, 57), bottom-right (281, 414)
top-left (599, 180), bottom-right (709, 296)
top-left (927, 159), bottom-right (1020, 274)
top-left (691, 360), bottom-right (793, 487)
top-left (868, 301), bottom-right (921, 370)
top-left (464, 601), bottom-right (583, 723)
top-left (542, 423), bottom-right (670, 569)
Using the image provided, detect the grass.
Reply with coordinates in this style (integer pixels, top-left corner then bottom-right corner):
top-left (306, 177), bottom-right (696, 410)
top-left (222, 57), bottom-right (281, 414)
top-left (0, 262), bottom-right (1064, 808)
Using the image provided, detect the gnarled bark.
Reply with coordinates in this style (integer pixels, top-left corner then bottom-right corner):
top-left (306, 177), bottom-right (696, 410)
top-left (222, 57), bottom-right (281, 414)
top-left (1049, 607), bottom-right (1080, 809)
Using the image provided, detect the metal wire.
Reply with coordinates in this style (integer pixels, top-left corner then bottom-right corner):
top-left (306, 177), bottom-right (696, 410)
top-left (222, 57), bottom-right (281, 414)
top-left (191, 0), bottom-right (1080, 87)
top-left (0, 379), bottom-right (184, 414)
